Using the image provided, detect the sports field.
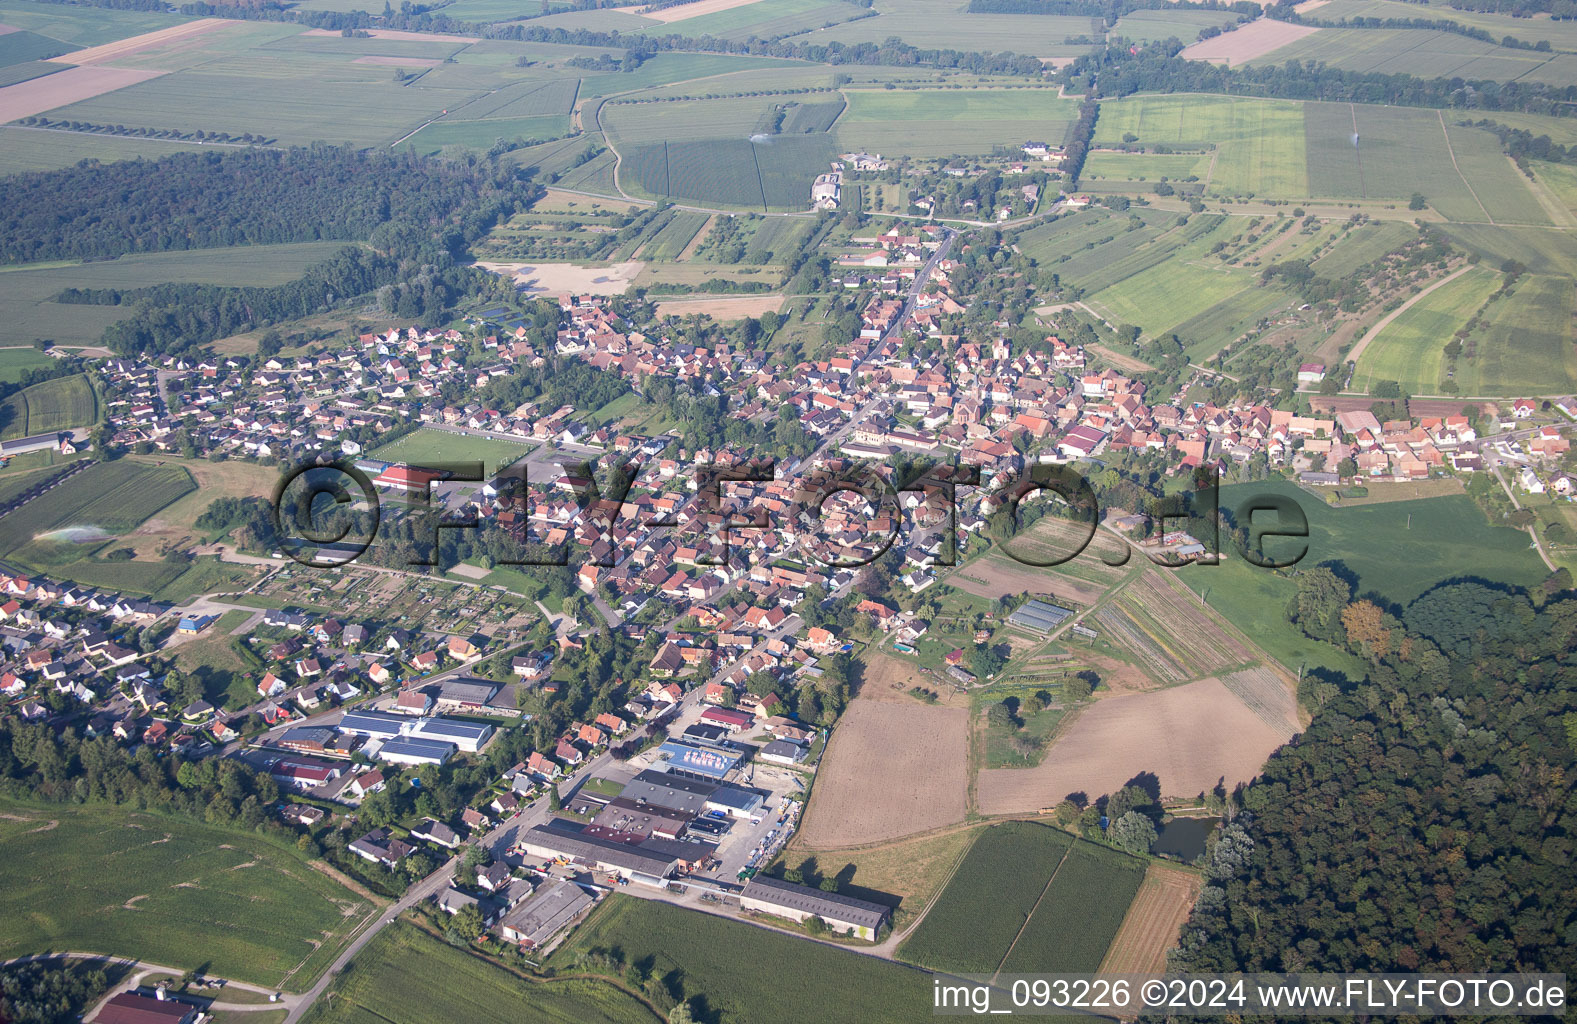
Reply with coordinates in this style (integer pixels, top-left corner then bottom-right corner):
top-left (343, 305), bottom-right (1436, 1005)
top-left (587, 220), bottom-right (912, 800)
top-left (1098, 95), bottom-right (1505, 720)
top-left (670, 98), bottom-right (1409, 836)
top-left (0, 803), bottom-right (376, 989)
top-left (0, 345), bottom-right (57, 382)
top-left (552, 895), bottom-right (932, 1024)
top-left (300, 920), bottom-right (651, 1024)
top-left (369, 427), bottom-right (535, 473)
top-left (0, 371), bottom-right (95, 439)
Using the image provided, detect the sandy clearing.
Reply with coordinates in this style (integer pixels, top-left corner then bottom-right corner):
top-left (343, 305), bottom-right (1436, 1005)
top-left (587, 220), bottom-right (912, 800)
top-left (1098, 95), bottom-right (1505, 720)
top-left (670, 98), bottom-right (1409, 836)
top-left (1180, 18), bottom-right (1320, 66)
top-left (302, 27), bottom-right (481, 43)
top-left (446, 562), bottom-right (491, 579)
top-left (0, 65), bottom-right (167, 122)
top-left (629, 0), bottom-right (767, 23)
top-left (797, 695), bottom-right (969, 849)
top-left (353, 55), bottom-right (443, 67)
top-left (46, 19), bottom-right (236, 66)
top-left (976, 672), bottom-right (1297, 812)
top-left (1098, 862), bottom-right (1203, 975)
top-left (477, 260), bottom-right (645, 295)
top-left (655, 293), bottom-right (785, 320)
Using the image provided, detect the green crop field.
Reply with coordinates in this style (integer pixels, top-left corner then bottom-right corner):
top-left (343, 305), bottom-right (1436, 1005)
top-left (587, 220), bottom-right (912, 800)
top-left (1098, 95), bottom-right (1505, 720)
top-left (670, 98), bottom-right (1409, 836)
top-left (47, 68), bottom-right (455, 147)
top-left (1095, 94), bottom-right (1307, 196)
top-left (838, 87), bottom-right (1076, 159)
top-left (0, 803), bottom-right (375, 989)
top-left (1241, 25), bottom-right (1561, 82)
top-left (1213, 479), bottom-right (1549, 607)
top-left (793, 0), bottom-right (1097, 54)
top-left (640, 211), bottom-right (710, 259)
top-left (402, 115), bottom-right (571, 154)
top-left (578, 53), bottom-right (804, 99)
top-left (302, 921), bottom-right (652, 1024)
top-left (0, 0), bottom-right (190, 47)
top-left (369, 427), bottom-right (534, 474)
top-left (444, 76), bottom-right (581, 120)
top-left (1113, 9), bottom-right (1240, 43)
top-left (552, 895), bottom-right (932, 1024)
top-left (1356, 267), bottom-right (1497, 393)
top-left (1439, 224), bottom-right (1577, 278)
top-left (1466, 273), bottom-right (1577, 395)
top-left (648, 0), bottom-right (872, 41)
top-left (0, 373), bottom-right (96, 440)
top-left (1311, 0), bottom-right (1577, 52)
top-left (896, 820), bottom-right (1072, 973)
top-left (0, 460), bottom-right (193, 557)
top-left (622, 135), bottom-right (835, 211)
top-left (1082, 150), bottom-right (1212, 184)
top-left (743, 216), bottom-right (815, 262)
top-left (0, 125), bottom-right (210, 174)
top-left (998, 840), bottom-right (1148, 974)
top-left (1309, 221), bottom-right (1415, 278)
top-left (602, 94), bottom-right (786, 145)
top-left (1304, 102), bottom-right (1547, 222)
top-left (0, 27), bottom-right (72, 65)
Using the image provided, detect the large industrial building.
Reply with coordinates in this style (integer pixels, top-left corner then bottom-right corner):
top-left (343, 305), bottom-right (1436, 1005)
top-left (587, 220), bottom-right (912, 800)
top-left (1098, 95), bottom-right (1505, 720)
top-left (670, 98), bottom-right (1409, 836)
top-left (334, 708), bottom-right (494, 764)
top-left (740, 875), bottom-right (892, 940)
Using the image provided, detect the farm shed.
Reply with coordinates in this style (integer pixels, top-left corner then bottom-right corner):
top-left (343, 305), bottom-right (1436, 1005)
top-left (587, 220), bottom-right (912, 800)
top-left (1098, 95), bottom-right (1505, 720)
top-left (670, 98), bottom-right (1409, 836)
top-left (740, 875), bottom-right (891, 940)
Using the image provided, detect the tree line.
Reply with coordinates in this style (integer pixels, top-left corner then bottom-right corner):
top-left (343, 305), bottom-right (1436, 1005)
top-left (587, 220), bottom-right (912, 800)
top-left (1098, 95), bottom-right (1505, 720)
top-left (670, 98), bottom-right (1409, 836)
top-left (1062, 39), bottom-right (1577, 116)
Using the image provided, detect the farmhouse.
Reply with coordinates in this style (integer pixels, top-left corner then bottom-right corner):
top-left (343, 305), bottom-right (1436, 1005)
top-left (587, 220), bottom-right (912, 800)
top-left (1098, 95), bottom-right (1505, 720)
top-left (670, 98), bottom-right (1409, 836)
top-left (739, 875), bottom-right (891, 940)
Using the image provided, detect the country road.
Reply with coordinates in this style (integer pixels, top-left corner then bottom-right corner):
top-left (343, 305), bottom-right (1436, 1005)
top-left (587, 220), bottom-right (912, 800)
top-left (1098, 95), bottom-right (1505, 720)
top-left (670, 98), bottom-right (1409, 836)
top-left (1347, 265), bottom-right (1472, 382)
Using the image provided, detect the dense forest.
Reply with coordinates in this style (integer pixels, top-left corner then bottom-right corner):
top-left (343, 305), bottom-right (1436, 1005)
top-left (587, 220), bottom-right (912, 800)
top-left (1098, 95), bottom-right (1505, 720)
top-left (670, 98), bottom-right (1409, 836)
top-left (7, 147), bottom-right (539, 354)
top-left (0, 146), bottom-right (528, 264)
top-left (1063, 40), bottom-right (1577, 115)
top-left (1175, 578), bottom-right (1576, 976)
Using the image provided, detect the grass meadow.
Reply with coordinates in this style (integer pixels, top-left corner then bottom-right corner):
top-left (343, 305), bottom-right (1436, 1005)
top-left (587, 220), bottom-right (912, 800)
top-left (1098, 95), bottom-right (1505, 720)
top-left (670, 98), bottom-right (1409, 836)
top-left (552, 895), bottom-right (932, 1024)
top-left (838, 87), bottom-right (1076, 159)
top-left (0, 345), bottom-right (55, 383)
top-left (301, 921), bottom-right (654, 1024)
top-left (1243, 25), bottom-right (1562, 82)
top-left (0, 802), bottom-right (376, 989)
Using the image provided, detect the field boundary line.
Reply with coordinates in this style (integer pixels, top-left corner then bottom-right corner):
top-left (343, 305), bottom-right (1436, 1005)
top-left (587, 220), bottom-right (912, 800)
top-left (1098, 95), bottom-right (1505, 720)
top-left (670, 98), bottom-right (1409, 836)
top-left (990, 840), bottom-right (1075, 981)
top-left (1438, 109), bottom-right (1494, 224)
top-left (1521, 157), bottom-right (1577, 229)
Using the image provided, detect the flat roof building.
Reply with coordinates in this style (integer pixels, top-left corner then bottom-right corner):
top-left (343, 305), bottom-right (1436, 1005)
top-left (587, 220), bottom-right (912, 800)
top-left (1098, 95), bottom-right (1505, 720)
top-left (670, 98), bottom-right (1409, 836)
top-left (517, 822), bottom-right (681, 879)
top-left (337, 709), bottom-right (407, 739)
top-left (621, 769), bottom-right (716, 816)
top-left (378, 736), bottom-right (455, 765)
top-left (740, 875), bottom-right (892, 940)
top-left (407, 716), bottom-right (494, 753)
top-left (652, 740), bottom-right (740, 781)
top-left (94, 993), bottom-right (199, 1024)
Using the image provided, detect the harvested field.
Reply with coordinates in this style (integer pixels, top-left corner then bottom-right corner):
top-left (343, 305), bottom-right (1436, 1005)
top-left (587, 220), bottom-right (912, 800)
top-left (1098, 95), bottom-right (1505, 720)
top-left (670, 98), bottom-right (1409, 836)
top-left (476, 260), bottom-right (644, 295)
top-left (655, 293), bottom-right (785, 319)
top-left (300, 27), bottom-right (481, 42)
top-left (797, 693), bottom-right (969, 849)
top-left (0, 23), bottom-right (18, 36)
top-left (0, 64), bottom-right (164, 121)
top-left (634, 0), bottom-right (768, 22)
top-left (1093, 572), bottom-right (1256, 684)
top-left (948, 552), bottom-right (1111, 608)
top-left (1180, 18), bottom-right (1320, 65)
top-left (46, 19), bottom-right (233, 65)
top-left (975, 672), bottom-right (1297, 811)
top-left (352, 55), bottom-right (442, 67)
top-left (1096, 861), bottom-right (1203, 975)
